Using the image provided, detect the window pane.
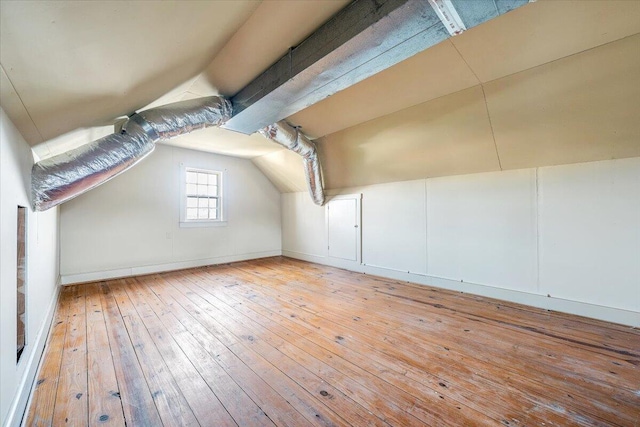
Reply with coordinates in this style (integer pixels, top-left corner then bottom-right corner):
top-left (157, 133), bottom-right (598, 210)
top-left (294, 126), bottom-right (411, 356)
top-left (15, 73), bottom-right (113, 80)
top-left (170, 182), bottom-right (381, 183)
top-left (186, 171), bottom-right (198, 184)
top-left (185, 169), bottom-right (222, 222)
top-left (187, 197), bottom-right (198, 208)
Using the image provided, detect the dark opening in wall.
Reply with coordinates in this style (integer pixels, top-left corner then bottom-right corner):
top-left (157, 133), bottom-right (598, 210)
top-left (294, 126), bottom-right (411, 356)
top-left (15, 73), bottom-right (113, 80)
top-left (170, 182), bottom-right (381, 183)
top-left (17, 205), bottom-right (26, 363)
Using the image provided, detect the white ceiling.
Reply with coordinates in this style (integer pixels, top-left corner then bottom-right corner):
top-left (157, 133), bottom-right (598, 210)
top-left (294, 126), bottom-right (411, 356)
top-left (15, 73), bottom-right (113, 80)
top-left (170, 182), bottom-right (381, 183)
top-left (1, 0), bottom-right (639, 190)
top-left (0, 0), bottom-right (348, 159)
top-left (258, 0), bottom-right (640, 191)
top-left (288, 0), bottom-right (640, 138)
top-left (1, 1), bottom-right (261, 141)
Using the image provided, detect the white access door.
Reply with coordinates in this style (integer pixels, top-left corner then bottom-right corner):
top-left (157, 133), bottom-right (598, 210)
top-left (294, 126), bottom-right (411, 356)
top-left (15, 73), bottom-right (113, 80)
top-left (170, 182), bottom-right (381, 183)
top-left (327, 197), bottom-right (360, 261)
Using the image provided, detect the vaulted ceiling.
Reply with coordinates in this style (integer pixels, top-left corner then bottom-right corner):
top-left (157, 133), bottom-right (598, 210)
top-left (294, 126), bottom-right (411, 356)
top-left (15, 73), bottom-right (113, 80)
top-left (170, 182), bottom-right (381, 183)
top-left (0, 0), bottom-right (349, 158)
top-left (2, 0), bottom-right (639, 192)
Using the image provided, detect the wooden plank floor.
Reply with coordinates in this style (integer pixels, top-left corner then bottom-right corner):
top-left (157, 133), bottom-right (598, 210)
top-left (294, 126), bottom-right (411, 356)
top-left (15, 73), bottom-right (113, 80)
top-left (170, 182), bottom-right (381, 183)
top-left (25, 257), bottom-right (639, 426)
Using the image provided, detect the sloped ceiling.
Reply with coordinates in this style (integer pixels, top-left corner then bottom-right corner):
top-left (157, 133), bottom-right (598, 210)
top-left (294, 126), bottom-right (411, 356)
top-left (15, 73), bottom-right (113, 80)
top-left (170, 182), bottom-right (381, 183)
top-left (288, 0), bottom-right (640, 139)
top-left (0, 1), bottom-right (258, 143)
top-left (0, 0), bottom-right (348, 158)
top-left (1, 0), bottom-right (639, 193)
top-left (315, 34), bottom-right (640, 189)
top-left (267, 0), bottom-right (640, 190)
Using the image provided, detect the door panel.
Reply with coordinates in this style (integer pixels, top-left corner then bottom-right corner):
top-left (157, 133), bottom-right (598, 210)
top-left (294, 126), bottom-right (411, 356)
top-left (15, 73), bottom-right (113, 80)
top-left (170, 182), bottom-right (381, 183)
top-left (328, 198), bottom-right (358, 261)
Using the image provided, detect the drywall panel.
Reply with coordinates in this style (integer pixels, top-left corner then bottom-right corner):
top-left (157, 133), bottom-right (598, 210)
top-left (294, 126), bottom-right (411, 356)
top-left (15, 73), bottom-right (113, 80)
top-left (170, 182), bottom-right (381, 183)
top-left (0, 66), bottom-right (43, 147)
top-left (281, 194), bottom-right (296, 253)
top-left (538, 158), bottom-right (640, 312)
top-left (61, 147), bottom-right (175, 273)
top-left (1, 109), bottom-right (59, 426)
top-left (361, 180), bottom-right (427, 274)
top-left (252, 149), bottom-right (308, 193)
top-left (426, 169), bottom-right (538, 292)
top-left (288, 40), bottom-right (479, 139)
top-left (198, 0), bottom-right (350, 96)
top-left (220, 154), bottom-right (281, 256)
top-left (60, 144), bottom-right (281, 277)
top-left (162, 127), bottom-right (282, 159)
top-left (281, 192), bottom-right (326, 257)
top-left (0, 1), bottom-right (259, 143)
top-left (281, 158), bottom-right (639, 324)
top-left (452, 0), bottom-right (640, 83)
top-left (318, 85), bottom-right (500, 189)
top-left (485, 34), bottom-right (640, 170)
top-left (32, 124), bottom-right (113, 162)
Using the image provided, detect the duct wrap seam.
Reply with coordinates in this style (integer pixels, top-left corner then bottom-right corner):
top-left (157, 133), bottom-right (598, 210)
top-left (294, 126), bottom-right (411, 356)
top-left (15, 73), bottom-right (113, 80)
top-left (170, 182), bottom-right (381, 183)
top-left (259, 121), bottom-right (325, 206)
top-left (137, 97), bottom-right (232, 139)
top-left (31, 96), bottom-right (232, 211)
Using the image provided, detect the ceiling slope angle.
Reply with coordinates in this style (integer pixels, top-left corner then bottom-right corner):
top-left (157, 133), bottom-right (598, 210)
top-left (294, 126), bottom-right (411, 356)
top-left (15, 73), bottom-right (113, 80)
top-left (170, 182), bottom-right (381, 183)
top-left (25, 0), bottom-right (532, 211)
top-left (223, 0), bottom-right (530, 134)
top-left (287, 0), bottom-right (640, 141)
top-left (0, 1), bottom-right (260, 147)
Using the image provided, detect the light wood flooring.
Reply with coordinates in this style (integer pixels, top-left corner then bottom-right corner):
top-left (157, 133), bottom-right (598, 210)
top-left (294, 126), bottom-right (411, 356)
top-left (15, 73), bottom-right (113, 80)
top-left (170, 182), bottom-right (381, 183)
top-left (25, 257), bottom-right (640, 426)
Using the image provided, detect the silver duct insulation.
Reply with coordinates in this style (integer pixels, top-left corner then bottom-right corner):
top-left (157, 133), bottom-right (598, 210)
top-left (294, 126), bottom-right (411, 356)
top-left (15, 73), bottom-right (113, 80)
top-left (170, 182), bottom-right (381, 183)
top-left (32, 96), bottom-right (232, 211)
top-left (259, 121), bottom-right (325, 206)
top-left (136, 97), bottom-right (232, 139)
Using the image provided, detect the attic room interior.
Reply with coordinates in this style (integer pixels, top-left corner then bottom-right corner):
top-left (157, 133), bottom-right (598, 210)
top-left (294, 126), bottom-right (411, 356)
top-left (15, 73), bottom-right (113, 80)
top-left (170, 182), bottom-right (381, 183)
top-left (1, 0), bottom-right (639, 425)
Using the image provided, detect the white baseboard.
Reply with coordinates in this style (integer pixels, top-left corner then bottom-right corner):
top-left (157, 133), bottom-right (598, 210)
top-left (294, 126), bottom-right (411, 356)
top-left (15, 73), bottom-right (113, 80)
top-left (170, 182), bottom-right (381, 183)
top-left (282, 250), bottom-right (640, 327)
top-left (60, 250), bottom-right (282, 285)
top-left (4, 279), bottom-right (61, 427)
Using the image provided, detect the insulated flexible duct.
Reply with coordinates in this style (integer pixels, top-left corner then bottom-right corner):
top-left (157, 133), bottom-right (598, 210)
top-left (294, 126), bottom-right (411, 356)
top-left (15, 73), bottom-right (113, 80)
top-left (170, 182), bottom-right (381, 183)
top-left (259, 121), bottom-right (325, 206)
top-left (31, 96), bottom-right (232, 211)
top-left (31, 96), bottom-right (325, 211)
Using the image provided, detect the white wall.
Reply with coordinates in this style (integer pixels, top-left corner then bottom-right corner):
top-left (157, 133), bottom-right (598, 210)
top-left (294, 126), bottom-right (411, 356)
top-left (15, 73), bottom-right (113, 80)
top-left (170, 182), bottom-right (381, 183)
top-left (360, 180), bottom-right (427, 274)
top-left (538, 160), bottom-right (640, 312)
top-left (0, 109), bottom-right (60, 427)
top-left (426, 169), bottom-right (538, 293)
top-left (282, 158), bottom-right (640, 326)
top-left (60, 144), bottom-right (281, 283)
top-left (281, 191), bottom-right (327, 258)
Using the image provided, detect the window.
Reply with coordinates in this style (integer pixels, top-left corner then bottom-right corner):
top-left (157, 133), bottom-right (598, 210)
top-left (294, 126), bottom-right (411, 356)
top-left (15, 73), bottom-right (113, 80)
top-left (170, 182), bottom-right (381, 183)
top-left (183, 168), bottom-right (223, 224)
top-left (17, 206), bottom-right (26, 363)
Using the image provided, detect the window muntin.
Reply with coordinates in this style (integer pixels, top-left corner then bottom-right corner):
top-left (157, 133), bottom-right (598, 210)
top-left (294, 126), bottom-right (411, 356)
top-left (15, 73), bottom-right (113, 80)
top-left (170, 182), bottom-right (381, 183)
top-left (185, 169), bottom-right (221, 221)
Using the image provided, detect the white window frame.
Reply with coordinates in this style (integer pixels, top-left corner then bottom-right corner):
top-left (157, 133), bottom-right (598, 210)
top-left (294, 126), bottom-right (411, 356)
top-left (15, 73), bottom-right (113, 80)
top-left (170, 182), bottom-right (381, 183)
top-left (180, 166), bottom-right (227, 228)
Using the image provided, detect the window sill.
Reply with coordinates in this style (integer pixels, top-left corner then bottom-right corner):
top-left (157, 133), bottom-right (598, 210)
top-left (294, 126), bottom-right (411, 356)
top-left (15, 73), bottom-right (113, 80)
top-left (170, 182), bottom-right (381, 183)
top-left (179, 221), bottom-right (228, 228)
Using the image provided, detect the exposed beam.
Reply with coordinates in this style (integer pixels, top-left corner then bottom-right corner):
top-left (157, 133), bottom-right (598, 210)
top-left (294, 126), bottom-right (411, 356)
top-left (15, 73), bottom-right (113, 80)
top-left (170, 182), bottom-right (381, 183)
top-left (224, 0), bottom-right (529, 135)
